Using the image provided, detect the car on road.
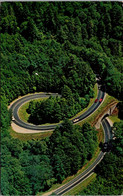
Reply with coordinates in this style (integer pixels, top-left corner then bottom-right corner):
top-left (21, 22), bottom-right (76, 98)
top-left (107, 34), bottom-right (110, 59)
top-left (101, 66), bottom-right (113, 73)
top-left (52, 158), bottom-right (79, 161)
top-left (99, 98), bottom-right (103, 102)
top-left (103, 142), bottom-right (108, 151)
top-left (98, 85), bottom-right (101, 90)
top-left (73, 118), bottom-right (79, 123)
top-left (95, 98), bottom-right (98, 103)
top-left (12, 116), bottom-right (15, 121)
top-left (46, 92), bottom-right (52, 95)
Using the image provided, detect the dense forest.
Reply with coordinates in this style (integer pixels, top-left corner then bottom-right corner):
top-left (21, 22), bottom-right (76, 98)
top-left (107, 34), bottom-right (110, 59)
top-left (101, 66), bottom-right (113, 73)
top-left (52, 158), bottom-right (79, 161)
top-left (1, 2), bottom-right (123, 104)
top-left (1, 1), bottom-right (123, 195)
top-left (1, 120), bottom-right (98, 195)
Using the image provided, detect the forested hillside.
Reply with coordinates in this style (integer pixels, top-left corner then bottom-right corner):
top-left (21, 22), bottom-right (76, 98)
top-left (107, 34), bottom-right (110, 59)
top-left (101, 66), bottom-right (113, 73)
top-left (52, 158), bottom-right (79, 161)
top-left (1, 2), bottom-right (123, 195)
top-left (1, 120), bottom-right (98, 195)
top-left (1, 2), bottom-right (123, 104)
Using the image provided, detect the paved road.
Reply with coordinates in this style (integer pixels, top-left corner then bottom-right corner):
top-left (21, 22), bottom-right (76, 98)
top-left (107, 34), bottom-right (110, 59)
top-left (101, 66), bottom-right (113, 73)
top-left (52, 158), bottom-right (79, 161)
top-left (52, 118), bottom-right (111, 195)
top-left (9, 89), bottom-right (105, 131)
top-left (102, 118), bottom-right (113, 141)
top-left (9, 88), bottom-right (111, 195)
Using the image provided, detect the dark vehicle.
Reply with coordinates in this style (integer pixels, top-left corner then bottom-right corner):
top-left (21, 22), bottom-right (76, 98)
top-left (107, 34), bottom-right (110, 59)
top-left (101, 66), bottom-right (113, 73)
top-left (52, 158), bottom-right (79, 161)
top-left (95, 98), bottom-right (98, 103)
top-left (103, 142), bottom-right (108, 151)
top-left (98, 85), bottom-right (101, 90)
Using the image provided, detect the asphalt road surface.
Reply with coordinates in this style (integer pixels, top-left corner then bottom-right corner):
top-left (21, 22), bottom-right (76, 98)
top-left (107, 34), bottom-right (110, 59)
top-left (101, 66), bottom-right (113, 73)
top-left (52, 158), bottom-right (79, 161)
top-left (102, 118), bottom-right (113, 141)
top-left (10, 89), bottom-right (105, 131)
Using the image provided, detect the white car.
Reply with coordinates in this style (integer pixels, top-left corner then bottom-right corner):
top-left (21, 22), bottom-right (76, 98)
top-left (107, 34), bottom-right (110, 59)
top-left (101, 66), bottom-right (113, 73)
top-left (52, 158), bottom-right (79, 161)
top-left (12, 116), bottom-right (15, 121)
top-left (46, 92), bottom-right (52, 95)
top-left (73, 118), bottom-right (79, 123)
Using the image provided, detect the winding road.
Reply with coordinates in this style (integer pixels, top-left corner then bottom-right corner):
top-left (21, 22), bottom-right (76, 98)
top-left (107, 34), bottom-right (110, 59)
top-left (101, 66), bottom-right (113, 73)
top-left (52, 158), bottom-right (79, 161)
top-left (9, 87), bottom-right (113, 195)
top-left (9, 89), bottom-right (105, 131)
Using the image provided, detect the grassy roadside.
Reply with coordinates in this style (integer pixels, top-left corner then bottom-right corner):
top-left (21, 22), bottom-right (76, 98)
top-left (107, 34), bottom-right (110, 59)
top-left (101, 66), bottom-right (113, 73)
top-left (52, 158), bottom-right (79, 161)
top-left (18, 97), bottom-right (47, 123)
top-left (98, 124), bottom-right (104, 143)
top-left (18, 102), bottom-right (30, 122)
top-left (108, 115), bottom-right (120, 123)
top-left (9, 127), bottom-right (52, 141)
top-left (64, 173), bottom-right (96, 196)
top-left (77, 94), bottom-right (118, 127)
